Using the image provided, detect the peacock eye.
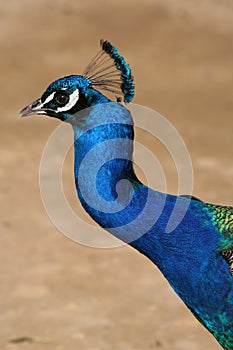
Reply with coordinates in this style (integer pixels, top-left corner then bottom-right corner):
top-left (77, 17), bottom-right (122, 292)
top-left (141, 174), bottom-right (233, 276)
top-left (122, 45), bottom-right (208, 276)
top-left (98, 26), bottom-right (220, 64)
top-left (54, 90), bottom-right (69, 106)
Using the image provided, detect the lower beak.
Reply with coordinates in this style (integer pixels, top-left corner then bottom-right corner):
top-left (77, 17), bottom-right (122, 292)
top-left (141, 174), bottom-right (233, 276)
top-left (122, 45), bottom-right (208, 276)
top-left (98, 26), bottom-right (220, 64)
top-left (18, 98), bottom-right (46, 118)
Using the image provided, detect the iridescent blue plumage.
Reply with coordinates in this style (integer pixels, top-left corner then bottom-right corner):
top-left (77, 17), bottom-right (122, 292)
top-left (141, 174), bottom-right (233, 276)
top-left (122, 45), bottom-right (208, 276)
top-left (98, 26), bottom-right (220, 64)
top-left (19, 41), bottom-right (233, 349)
top-left (101, 40), bottom-right (134, 103)
top-left (83, 40), bottom-right (134, 103)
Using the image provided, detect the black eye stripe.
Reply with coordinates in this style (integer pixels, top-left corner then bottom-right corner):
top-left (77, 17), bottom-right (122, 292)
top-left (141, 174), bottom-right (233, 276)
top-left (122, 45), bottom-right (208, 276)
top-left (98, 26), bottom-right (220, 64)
top-left (41, 87), bottom-right (81, 113)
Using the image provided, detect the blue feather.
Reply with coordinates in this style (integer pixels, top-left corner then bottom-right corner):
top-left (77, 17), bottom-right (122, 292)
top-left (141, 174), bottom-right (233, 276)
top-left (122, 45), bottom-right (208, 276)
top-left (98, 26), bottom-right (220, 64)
top-left (19, 40), bottom-right (233, 349)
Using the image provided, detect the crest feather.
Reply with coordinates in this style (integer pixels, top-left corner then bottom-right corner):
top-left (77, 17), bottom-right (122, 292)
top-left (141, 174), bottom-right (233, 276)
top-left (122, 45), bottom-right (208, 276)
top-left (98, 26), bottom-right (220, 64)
top-left (83, 40), bottom-right (134, 103)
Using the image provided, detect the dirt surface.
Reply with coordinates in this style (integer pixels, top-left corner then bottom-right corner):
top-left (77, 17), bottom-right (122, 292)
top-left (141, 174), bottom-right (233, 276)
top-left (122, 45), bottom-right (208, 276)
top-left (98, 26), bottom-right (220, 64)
top-left (1, 1), bottom-right (233, 349)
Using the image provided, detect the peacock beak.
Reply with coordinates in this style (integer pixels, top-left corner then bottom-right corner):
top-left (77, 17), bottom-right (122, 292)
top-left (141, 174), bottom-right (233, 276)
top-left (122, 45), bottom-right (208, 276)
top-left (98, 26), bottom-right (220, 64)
top-left (18, 98), bottom-right (47, 118)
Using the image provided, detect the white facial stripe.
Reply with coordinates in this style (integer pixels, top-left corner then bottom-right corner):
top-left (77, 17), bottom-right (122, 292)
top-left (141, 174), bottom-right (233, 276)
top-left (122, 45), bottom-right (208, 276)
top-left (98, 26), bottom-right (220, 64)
top-left (43, 91), bottom-right (56, 105)
top-left (57, 89), bottom-right (80, 112)
top-left (41, 88), bottom-right (80, 112)
top-left (32, 101), bottom-right (44, 111)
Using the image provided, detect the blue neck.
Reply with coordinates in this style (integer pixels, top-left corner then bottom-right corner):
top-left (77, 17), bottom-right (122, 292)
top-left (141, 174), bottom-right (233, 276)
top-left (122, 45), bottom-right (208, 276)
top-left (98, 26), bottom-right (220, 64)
top-left (71, 99), bottom-right (233, 347)
top-left (72, 101), bottom-right (145, 235)
top-left (71, 97), bottom-right (233, 348)
top-left (72, 99), bottom-right (181, 243)
top-left (72, 98), bottom-right (178, 248)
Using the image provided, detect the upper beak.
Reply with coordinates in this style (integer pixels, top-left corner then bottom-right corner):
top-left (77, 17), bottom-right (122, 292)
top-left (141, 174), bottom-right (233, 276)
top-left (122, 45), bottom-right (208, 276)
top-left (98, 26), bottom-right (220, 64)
top-left (18, 98), bottom-right (46, 118)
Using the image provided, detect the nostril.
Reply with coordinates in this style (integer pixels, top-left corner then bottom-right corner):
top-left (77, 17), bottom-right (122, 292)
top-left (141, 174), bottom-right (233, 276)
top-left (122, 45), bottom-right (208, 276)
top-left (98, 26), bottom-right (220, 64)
top-left (31, 99), bottom-right (41, 108)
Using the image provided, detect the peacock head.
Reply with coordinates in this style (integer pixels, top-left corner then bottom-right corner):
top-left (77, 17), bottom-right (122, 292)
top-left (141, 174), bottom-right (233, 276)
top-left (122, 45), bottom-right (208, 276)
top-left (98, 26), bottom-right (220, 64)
top-left (19, 40), bottom-right (134, 123)
top-left (19, 75), bottom-right (109, 122)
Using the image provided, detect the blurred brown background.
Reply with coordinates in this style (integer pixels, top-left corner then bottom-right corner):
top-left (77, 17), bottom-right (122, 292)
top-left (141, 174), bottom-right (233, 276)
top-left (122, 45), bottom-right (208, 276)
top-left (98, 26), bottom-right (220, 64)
top-left (1, 1), bottom-right (232, 349)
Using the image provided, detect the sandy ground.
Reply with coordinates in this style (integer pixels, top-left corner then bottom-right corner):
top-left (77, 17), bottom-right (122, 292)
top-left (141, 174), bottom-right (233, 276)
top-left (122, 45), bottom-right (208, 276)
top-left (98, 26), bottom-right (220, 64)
top-left (0, 1), bottom-right (233, 349)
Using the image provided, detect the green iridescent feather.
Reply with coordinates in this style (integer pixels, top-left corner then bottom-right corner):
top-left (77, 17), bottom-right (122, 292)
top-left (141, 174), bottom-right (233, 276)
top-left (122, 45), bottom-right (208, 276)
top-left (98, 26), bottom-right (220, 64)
top-left (19, 40), bottom-right (233, 350)
top-left (205, 204), bottom-right (233, 276)
top-left (206, 204), bottom-right (233, 248)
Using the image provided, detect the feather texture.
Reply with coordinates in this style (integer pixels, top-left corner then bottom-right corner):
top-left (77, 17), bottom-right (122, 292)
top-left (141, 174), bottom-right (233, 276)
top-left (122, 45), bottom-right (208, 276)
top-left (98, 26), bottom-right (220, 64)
top-left (19, 40), bottom-right (233, 349)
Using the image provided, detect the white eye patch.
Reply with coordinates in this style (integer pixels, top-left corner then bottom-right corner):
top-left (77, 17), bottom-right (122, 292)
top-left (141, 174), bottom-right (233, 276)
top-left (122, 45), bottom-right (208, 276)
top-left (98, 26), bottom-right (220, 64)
top-left (57, 89), bottom-right (80, 112)
top-left (57, 89), bottom-right (79, 112)
top-left (43, 91), bottom-right (56, 105)
top-left (42, 88), bottom-right (80, 112)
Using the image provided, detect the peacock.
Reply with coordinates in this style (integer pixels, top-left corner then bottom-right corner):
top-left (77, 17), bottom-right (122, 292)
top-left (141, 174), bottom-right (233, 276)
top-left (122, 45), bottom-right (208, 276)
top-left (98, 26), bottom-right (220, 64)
top-left (19, 40), bottom-right (233, 349)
